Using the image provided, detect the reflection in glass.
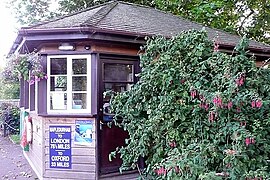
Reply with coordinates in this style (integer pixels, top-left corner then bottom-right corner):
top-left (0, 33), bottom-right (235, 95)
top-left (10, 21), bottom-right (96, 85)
top-left (50, 76), bottom-right (67, 91)
top-left (103, 64), bottom-right (133, 82)
top-left (72, 93), bottom-right (87, 109)
top-left (72, 76), bottom-right (87, 91)
top-left (50, 58), bottom-right (67, 75)
top-left (72, 59), bottom-right (87, 74)
top-left (103, 83), bottom-right (132, 103)
top-left (50, 93), bottom-right (67, 110)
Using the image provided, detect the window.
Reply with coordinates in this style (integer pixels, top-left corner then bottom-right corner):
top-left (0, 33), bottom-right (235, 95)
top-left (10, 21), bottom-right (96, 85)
top-left (47, 55), bottom-right (91, 113)
top-left (101, 61), bottom-right (138, 121)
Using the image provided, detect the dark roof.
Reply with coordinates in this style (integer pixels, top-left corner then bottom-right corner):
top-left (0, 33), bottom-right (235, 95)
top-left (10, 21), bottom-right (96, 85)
top-left (22, 1), bottom-right (270, 52)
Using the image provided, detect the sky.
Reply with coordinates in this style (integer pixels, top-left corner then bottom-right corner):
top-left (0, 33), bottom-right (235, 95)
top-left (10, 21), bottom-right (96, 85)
top-left (0, 0), bottom-right (19, 64)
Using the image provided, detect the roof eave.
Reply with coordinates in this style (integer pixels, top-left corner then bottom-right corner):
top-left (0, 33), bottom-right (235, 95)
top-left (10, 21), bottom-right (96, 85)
top-left (10, 27), bottom-right (270, 56)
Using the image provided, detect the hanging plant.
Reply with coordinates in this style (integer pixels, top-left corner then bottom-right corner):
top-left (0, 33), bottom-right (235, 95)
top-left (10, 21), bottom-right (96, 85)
top-left (6, 52), bottom-right (47, 85)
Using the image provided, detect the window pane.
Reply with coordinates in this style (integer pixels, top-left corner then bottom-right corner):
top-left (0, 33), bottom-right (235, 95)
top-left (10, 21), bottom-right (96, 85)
top-left (50, 76), bottom-right (67, 91)
top-left (72, 93), bottom-right (87, 109)
top-left (103, 64), bottom-right (133, 82)
top-left (72, 76), bottom-right (87, 91)
top-left (72, 58), bottom-right (87, 74)
top-left (103, 83), bottom-right (132, 102)
top-left (50, 93), bottom-right (67, 110)
top-left (50, 58), bottom-right (67, 75)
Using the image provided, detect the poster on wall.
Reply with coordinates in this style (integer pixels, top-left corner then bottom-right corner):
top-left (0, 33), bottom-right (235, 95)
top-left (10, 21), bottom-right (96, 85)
top-left (49, 126), bottom-right (72, 169)
top-left (75, 120), bottom-right (93, 145)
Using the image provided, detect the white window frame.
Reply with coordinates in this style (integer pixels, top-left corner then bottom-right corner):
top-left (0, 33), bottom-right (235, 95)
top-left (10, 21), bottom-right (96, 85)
top-left (47, 55), bottom-right (91, 114)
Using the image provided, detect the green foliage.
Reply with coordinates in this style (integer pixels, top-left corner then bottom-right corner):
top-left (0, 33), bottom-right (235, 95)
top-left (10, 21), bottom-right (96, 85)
top-left (0, 103), bottom-right (20, 135)
top-left (0, 80), bottom-right (20, 99)
top-left (110, 30), bottom-right (270, 179)
top-left (8, 0), bottom-right (55, 24)
top-left (10, 134), bottom-right (21, 144)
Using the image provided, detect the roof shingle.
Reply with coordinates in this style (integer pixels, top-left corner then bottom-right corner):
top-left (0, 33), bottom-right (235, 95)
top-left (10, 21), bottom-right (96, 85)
top-left (24, 1), bottom-right (270, 51)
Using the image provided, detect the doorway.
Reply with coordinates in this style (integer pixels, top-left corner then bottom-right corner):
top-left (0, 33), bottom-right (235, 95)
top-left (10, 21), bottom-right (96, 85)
top-left (97, 55), bottom-right (139, 174)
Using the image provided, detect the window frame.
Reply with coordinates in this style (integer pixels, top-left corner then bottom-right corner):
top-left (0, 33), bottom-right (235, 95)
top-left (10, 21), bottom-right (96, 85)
top-left (47, 55), bottom-right (91, 114)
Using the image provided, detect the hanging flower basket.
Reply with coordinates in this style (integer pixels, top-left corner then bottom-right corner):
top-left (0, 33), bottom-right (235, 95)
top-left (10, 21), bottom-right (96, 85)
top-left (7, 52), bottom-right (47, 85)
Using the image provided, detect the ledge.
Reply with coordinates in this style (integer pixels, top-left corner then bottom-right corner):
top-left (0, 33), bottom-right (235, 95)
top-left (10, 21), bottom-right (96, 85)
top-left (36, 113), bottom-right (97, 118)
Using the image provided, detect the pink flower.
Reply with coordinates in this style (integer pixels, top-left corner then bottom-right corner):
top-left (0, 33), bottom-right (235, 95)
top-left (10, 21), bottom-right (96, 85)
top-left (180, 79), bottom-right (185, 84)
top-left (35, 76), bottom-right (41, 82)
top-left (209, 111), bottom-right (216, 122)
top-left (29, 79), bottom-right (35, 85)
top-left (251, 101), bottom-right (256, 108)
top-left (227, 101), bottom-right (233, 109)
top-left (204, 103), bottom-right (209, 111)
top-left (245, 137), bottom-right (251, 146)
top-left (256, 100), bottom-right (262, 108)
top-left (235, 75), bottom-right (245, 87)
top-left (240, 121), bottom-right (246, 127)
top-left (156, 167), bottom-right (167, 176)
top-left (44, 74), bottom-right (48, 79)
top-left (174, 166), bottom-right (180, 173)
top-left (250, 138), bottom-right (255, 144)
top-left (213, 96), bottom-right (222, 107)
top-left (169, 141), bottom-right (176, 148)
top-left (190, 90), bottom-right (197, 99)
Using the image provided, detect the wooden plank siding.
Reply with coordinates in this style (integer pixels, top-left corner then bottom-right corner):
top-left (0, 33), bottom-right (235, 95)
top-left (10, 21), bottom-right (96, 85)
top-left (24, 113), bottom-right (44, 179)
top-left (43, 117), bottom-right (97, 180)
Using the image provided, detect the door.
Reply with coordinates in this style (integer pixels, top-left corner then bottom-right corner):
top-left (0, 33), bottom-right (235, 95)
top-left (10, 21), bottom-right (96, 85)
top-left (98, 56), bottom-right (139, 174)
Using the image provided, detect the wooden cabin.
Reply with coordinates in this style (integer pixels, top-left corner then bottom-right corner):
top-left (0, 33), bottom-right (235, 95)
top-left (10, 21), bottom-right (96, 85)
top-left (9, 1), bottom-right (270, 180)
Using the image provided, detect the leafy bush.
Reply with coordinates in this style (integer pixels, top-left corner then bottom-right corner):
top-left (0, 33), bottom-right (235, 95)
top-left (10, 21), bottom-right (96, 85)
top-left (0, 103), bottom-right (20, 135)
top-left (110, 30), bottom-right (270, 179)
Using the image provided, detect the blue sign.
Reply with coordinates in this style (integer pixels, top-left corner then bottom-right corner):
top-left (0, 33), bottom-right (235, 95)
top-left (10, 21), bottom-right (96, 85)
top-left (49, 126), bottom-right (72, 169)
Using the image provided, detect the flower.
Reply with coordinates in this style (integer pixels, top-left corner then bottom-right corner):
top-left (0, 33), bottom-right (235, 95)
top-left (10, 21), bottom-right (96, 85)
top-left (256, 100), bottom-right (262, 108)
top-left (245, 137), bottom-right (251, 146)
top-left (227, 101), bottom-right (233, 109)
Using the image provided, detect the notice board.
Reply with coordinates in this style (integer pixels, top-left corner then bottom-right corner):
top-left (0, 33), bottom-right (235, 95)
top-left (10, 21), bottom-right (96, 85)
top-left (49, 126), bottom-right (72, 169)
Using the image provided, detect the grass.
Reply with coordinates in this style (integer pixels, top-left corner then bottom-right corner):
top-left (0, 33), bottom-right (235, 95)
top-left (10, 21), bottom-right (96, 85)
top-left (9, 134), bottom-right (21, 144)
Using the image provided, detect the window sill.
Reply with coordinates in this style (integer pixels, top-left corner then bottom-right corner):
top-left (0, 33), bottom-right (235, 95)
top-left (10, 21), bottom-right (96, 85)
top-left (37, 113), bottom-right (97, 118)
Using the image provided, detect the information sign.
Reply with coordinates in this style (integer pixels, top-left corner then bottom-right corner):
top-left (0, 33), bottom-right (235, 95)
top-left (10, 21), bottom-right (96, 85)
top-left (49, 126), bottom-right (72, 169)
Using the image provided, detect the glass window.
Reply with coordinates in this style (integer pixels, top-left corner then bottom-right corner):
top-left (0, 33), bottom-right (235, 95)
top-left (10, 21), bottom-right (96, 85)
top-left (48, 55), bottom-right (91, 113)
top-left (72, 76), bottom-right (87, 91)
top-left (72, 59), bottom-right (87, 74)
top-left (103, 64), bottom-right (133, 82)
top-left (50, 58), bottom-right (67, 75)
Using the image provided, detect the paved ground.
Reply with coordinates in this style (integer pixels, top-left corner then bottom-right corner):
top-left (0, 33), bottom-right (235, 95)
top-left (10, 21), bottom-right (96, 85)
top-left (0, 131), bottom-right (38, 180)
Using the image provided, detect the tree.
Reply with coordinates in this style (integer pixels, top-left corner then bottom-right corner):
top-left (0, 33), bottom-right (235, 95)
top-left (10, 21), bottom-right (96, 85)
top-left (110, 30), bottom-right (270, 179)
top-left (0, 66), bottom-right (19, 99)
top-left (7, 0), bottom-right (270, 44)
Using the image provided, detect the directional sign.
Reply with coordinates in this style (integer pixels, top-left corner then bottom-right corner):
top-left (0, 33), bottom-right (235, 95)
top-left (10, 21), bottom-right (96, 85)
top-left (49, 126), bottom-right (72, 169)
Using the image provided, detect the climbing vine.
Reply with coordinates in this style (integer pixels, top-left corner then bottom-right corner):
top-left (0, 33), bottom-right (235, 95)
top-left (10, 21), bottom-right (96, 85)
top-left (110, 30), bottom-right (270, 179)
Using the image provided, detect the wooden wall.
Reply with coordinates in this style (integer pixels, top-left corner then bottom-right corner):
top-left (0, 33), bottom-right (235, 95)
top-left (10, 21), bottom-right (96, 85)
top-left (24, 113), bottom-right (44, 180)
top-left (43, 117), bottom-right (97, 180)
top-left (26, 113), bottom-right (97, 180)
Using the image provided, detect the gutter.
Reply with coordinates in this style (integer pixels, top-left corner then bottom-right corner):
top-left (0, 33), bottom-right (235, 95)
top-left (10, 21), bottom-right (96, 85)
top-left (10, 26), bottom-right (270, 56)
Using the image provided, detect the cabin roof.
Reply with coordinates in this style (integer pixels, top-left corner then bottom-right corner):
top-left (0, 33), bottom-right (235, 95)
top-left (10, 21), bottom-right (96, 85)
top-left (11, 1), bottom-right (270, 54)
